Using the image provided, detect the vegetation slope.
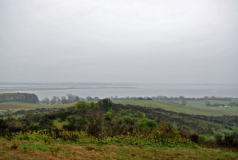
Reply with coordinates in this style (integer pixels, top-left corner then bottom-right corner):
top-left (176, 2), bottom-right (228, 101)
top-left (0, 99), bottom-right (238, 159)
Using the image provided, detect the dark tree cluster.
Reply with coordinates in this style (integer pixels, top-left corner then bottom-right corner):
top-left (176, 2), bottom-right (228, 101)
top-left (0, 93), bottom-right (39, 103)
top-left (229, 102), bottom-right (238, 107)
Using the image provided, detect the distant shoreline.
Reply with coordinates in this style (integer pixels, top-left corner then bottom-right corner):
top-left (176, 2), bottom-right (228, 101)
top-left (0, 86), bottom-right (137, 93)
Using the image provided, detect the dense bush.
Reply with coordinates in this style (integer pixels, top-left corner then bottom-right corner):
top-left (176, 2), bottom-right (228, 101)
top-left (137, 118), bottom-right (157, 129)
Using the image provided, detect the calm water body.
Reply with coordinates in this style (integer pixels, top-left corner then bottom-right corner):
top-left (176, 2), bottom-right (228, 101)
top-left (0, 83), bottom-right (237, 100)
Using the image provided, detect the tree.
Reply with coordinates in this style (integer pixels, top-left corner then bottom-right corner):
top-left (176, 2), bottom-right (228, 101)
top-left (86, 96), bottom-right (93, 101)
top-left (205, 101), bottom-right (211, 107)
top-left (51, 96), bottom-right (57, 105)
top-left (75, 96), bottom-right (80, 101)
top-left (67, 94), bottom-right (75, 102)
top-left (56, 97), bottom-right (60, 104)
top-left (75, 101), bottom-right (88, 110)
top-left (98, 98), bottom-right (113, 111)
top-left (62, 99), bottom-right (69, 104)
top-left (93, 97), bottom-right (100, 101)
top-left (42, 98), bottom-right (50, 104)
top-left (61, 96), bottom-right (69, 104)
top-left (181, 98), bottom-right (187, 106)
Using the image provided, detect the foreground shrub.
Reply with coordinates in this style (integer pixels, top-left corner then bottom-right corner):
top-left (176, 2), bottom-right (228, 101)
top-left (137, 118), bottom-right (157, 129)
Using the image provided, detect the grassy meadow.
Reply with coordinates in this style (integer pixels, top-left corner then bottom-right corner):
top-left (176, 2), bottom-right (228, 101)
top-left (114, 100), bottom-right (238, 116)
top-left (175, 99), bottom-right (238, 108)
top-left (0, 101), bottom-right (75, 111)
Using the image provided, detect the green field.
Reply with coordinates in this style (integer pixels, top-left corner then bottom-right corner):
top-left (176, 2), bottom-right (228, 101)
top-left (1, 100), bottom-right (238, 116)
top-left (114, 100), bottom-right (238, 116)
top-left (176, 99), bottom-right (238, 108)
top-left (0, 101), bottom-right (75, 110)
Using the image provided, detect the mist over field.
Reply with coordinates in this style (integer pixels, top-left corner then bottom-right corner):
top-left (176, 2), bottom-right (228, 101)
top-left (0, 0), bottom-right (238, 84)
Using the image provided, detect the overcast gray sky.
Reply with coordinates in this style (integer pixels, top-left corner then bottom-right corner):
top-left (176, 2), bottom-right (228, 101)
top-left (0, 0), bottom-right (238, 84)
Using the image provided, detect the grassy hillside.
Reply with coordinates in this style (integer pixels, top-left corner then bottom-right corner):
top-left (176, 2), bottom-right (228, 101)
top-left (0, 101), bottom-right (75, 110)
top-left (114, 100), bottom-right (238, 116)
top-left (1, 138), bottom-right (237, 160)
top-left (1, 99), bottom-right (238, 159)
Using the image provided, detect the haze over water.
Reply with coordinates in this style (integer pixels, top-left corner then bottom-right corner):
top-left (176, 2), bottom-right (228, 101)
top-left (0, 83), bottom-right (237, 100)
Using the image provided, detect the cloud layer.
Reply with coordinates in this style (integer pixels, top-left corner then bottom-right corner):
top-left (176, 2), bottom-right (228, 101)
top-left (1, 0), bottom-right (238, 83)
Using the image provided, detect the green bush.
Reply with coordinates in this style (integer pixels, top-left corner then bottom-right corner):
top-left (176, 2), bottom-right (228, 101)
top-left (137, 118), bottom-right (157, 129)
top-left (75, 101), bottom-right (88, 110)
top-left (120, 116), bottom-right (133, 124)
top-left (104, 112), bottom-right (112, 119)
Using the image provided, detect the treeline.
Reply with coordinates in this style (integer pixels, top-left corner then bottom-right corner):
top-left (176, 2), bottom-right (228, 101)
top-left (108, 96), bottom-right (232, 101)
top-left (205, 101), bottom-right (238, 107)
top-left (41, 94), bottom-right (154, 105)
top-left (41, 94), bottom-right (100, 104)
top-left (150, 96), bottom-right (231, 101)
top-left (229, 102), bottom-right (238, 107)
top-left (40, 94), bottom-right (235, 105)
top-left (0, 93), bottom-right (39, 103)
